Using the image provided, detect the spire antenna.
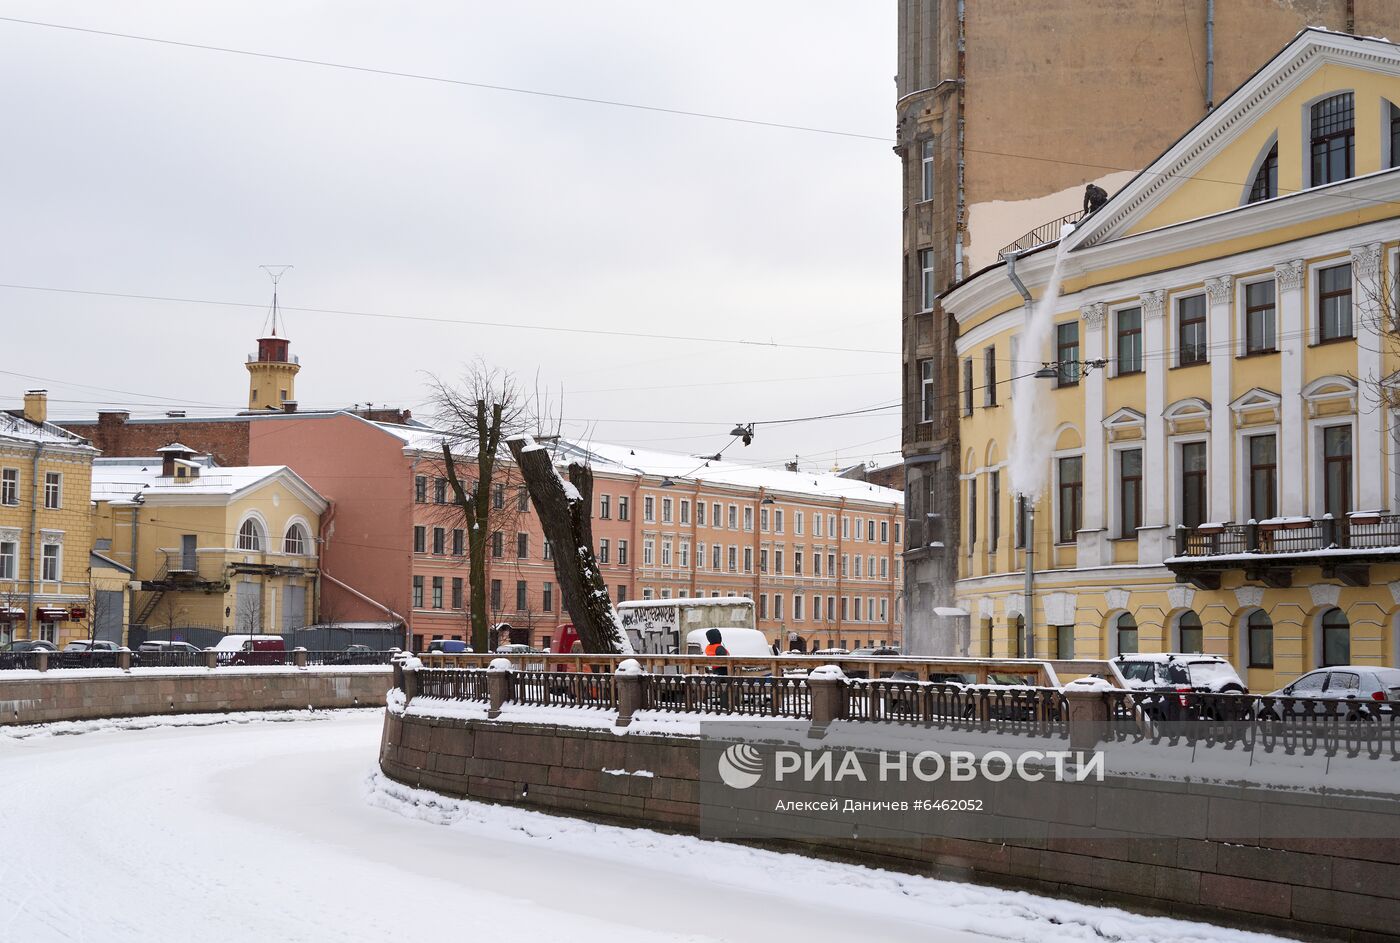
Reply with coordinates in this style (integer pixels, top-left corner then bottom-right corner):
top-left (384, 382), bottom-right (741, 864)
top-left (259, 264), bottom-right (294, 336)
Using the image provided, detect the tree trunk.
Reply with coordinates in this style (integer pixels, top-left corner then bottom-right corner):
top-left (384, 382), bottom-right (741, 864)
top-left (441, 398), bottom-right (503, 654)
top-left (506, 436), bottom-right (626, 654)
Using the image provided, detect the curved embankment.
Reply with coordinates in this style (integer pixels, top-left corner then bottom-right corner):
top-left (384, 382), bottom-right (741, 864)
top-left (0, 665), bottom-right (391, 725)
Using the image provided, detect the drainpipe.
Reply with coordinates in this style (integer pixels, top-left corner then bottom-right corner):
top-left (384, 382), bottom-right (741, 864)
top-left (26, 445), bottom-right (43, 640)
top-left (1204, 0), bottom-right (1215, 112)
top-left (1002, 253), bottom-right (1036, 659)
top-left (954, 0), bottom-right (967, 282)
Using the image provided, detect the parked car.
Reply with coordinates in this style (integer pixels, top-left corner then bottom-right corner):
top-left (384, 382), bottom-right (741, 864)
top-left (811, 648), bottom-right (850, 657)
top-left (138, 641), bottom-right (204, 655)
top-left (61, 639), bottom-right (135, 668)
top-left (1114, 653), bottom-right (1247, 693)
top-left (1114, 653), bottom-right (1247, 720)
top-left (425, 639), bottom-right (471, 655)
top-left (228, 638), bottom-right (287, 666)
top-left (0, 638), bottom-right (57, 669)
top-left (328, 644), bottom-right (388, 665)
top-left (1261, 667), bottom-right (1400, 720)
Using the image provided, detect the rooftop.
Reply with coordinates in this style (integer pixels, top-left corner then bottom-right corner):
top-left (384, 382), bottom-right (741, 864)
top-left (91, 458), bottom-right (317, 505)
top-left (0, 411), bottom-right (96, 450)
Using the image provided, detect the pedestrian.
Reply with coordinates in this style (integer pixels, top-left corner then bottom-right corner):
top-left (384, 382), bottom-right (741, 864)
top-left (704, 627), bottom-right (730, 676)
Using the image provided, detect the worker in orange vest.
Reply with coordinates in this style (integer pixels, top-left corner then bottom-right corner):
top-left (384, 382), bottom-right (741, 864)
top-left (704, 628), bottom-right (730, 676)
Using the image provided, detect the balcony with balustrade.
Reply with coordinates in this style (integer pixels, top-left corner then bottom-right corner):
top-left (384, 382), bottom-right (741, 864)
top-left (1165, 513), bottom-right (1400, 589)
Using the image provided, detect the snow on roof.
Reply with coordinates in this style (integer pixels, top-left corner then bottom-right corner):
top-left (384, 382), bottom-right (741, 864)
top-left (91, 459), bottom-right (316, 505)
top-left (554, 440), bottom-right (904, 506)
top-left (0, 411), bottom-right (95, 450)
top-left (617, 596), bottom-right (754, 609)
top-left (154, 442), bottom-right (197, 453)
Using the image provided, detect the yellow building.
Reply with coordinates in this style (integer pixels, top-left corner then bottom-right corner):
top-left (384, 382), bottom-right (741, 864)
top-left (943, 30), bottom-right (1400, 692)
top-left (0, 391), bottom-right (100, 645)
top-left (91, 444), bottom-right (327, 644)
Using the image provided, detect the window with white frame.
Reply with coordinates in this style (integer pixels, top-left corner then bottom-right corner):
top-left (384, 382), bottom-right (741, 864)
top-left (0, 539), bottom-right (15, 579)
top-left (920, 138), bottom-right (935, 200)
top-left (919, 359), bottom-right (936, 422)
top-left (795, 511), bottom-right (804, 535)
top-left (644, 496), bottom-right (655, 522)
top-left (661, 497), bottom-right (672, 523)
top-left (773, 594), bottom-right (783, 621)
top-left (599, 539), bottom-right (610, 564)
top-left (1115, 307), bottom-right (1142, 374)
top-left (680, 500), bottom-right (690, 524)
top-left (695, 501), bottom-right (704, 526)
top-left (1177, 294), bottom-right (1208, 365)
top-left (0, 469), bottom-right (17, 506)
top-left (1317, 262), bottom-right (1353, 341)
top-left (1180, 441), bottom-right (1208, 528)
top-left (643, 539), bottom-right (655, 567)
top-left (919, 249), bottom-right (936, 311)
top-left (679, 541), bottom-right (690, 568)
top-left (727, 505), bottom-right (737, 529)
top-left (41, 541), bottom-right (60, 582)
top-left (1056, 456), bottom-right (1082, 544)
top-left (661, 539), bottom-right (672, 567)
top-left (1310, 92), bottom-right (1354, 186)
top-left (743, 506), bottom-right (754, 531)
top-left (743, 547), bottom-right (753, 573)
top-left (1242, 279), bottom-right (1276, 354)
top-left (712, 502), bottom-right (721, 526)
top-left (284, 523), bottom-right (309, 555)
top-left (727, 546), bottom-right (737, 572)
top-left (793, 594), bottom-right (804, 621)
top-left (775, 509), bottom-right (784, 533)
top-left (1322, 424), bottom-right (1353, 518)
top-left (238, 518), bottom-right (264, 552)
top-left (43, 472), bottom-right (61, 509)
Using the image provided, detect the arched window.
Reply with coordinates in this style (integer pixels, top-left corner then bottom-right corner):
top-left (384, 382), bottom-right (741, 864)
top-left (237, 518), bottom-right (264, 552)
top-left (284, 523), bottom-right (308, 555)
top-left (1177, 612), bottom-right (1203, 653)
top-left (1247, 611), bottom-right (1274, 668)
top-left (1115, 613), bottom-right (1139, 655)
top-left (1321, 608), bottom-right (1350, 667)
top-left (1311, 93), bottom-right (1354, 186)
top-left (1248, 142), bottom-right (1277, 203)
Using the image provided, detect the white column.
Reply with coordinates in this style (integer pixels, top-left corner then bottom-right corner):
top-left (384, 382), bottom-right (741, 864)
top-left (1078, 303), bottom-right (1109, 567)
top-left (1276, 260), bottom-right (1306, 517)
top-left (1205, 275), bottom-right (1234, 522)
top-left (1140, 290), bottom-right (1167, 563)
top-left (1352, 243), bottom-right (1385, 511)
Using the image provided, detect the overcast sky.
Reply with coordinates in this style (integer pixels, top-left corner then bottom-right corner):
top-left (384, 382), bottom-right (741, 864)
top-left (2, 2), bottom-right (899, 474)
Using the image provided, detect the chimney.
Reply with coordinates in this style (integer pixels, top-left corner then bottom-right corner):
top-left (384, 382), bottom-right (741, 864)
top-left (97, 410), bottom-right (130, 428)
top-left (166, 410), bottom-right (186, 418)
top-left (22, 390), bottom-right (47, 425)
top-left (282, 401), bottom-right (298, 414)
top-left (156, 442), bottom-right (195, 478)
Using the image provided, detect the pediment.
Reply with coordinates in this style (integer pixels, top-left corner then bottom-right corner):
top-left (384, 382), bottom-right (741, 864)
top-left (1063, 31), bottom-right (1400, 252)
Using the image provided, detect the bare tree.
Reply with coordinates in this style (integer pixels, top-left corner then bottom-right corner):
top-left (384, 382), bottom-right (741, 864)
top-left (429, 361), bottom-right (528, 653)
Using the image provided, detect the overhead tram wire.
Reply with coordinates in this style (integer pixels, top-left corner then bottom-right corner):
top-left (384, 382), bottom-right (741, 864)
top-left (0, 283), bottom-right (898, 357)
top-left (6, 17), bottom-right (1400, 215)
top-left (0, 16), bottom-right (888, 143)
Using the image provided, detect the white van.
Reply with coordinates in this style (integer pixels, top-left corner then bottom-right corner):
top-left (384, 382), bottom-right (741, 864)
top-left (618, 597), bottom-right (757, 655)
top-left (684, 627), bottom-right (772, 658)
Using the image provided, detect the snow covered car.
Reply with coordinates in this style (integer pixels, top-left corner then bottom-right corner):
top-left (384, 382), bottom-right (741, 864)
top-left (60, 639), bottom-right (136, 668)
top-left (1113, 653), bottom-right (1246, 693)
top-left (1259, 666), bottom-right (1400, 720)
top-left (1114, 653), bottom-right (1246, 720)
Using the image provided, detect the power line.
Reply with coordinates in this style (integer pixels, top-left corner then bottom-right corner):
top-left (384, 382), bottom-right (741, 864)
top-left (0, 282), bottom-right (898, 356)
top-left (0, 16), bottom-right (889, 143)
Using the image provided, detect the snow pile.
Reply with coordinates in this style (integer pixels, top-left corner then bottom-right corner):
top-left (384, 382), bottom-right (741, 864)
top-left (601, 768), bottom-right (655, 778)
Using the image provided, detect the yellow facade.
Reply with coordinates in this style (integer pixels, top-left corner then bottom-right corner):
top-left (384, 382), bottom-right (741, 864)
top-left (92, 458), bottom-right (326, 640)
top-left (945, 31), bottom-right (1400, 692)
top-left (0, 393), bottom-right (99, 645)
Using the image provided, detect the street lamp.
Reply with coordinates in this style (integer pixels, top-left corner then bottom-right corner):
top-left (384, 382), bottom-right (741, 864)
top-left (730, 423), bottom-right (755, 446)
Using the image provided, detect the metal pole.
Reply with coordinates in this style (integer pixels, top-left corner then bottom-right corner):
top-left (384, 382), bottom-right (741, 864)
top-left (1023, 503), bottom-right (1035, 659)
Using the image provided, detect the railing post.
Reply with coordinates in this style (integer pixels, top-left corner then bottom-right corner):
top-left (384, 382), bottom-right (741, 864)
top-left (1063, 689), bottom-right (1110, 753)
top-left (392, 659), bottom-right (405, 693)
top-left (1174, 524), bottom-right (1188, 556)
top-left (486, 657), bottom-right (514, 719)
top-left (116, 649), bottom-right (132, 672)
top-left (35, 650), bottom-right (48, 673)
top-left (402, 662), bottom-right (419, 705)
top-left (1244, 520), bottom-right (1259, 553)
top-left (615, 658), bottom-right (645, 728)
top-left (204, 649), bottom-right (218, 670)
top-left (808, 665), bottom-right (848, 737)
top-left (293, 646), bottom-right (308, 669)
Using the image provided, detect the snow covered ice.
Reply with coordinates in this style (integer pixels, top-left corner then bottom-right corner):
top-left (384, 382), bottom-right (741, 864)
top-left (0, 710), bottom-right (1290, 943)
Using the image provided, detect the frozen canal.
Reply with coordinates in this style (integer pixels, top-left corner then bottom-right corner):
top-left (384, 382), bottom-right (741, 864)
top-left (0, 710), bottom-right (1284, 943)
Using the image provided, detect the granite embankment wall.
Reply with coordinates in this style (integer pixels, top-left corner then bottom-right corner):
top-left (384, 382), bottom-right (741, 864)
top-left (381, 705), bottom-right (1400, 943)
top-left (0, 667), bottom-right (392, 725)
